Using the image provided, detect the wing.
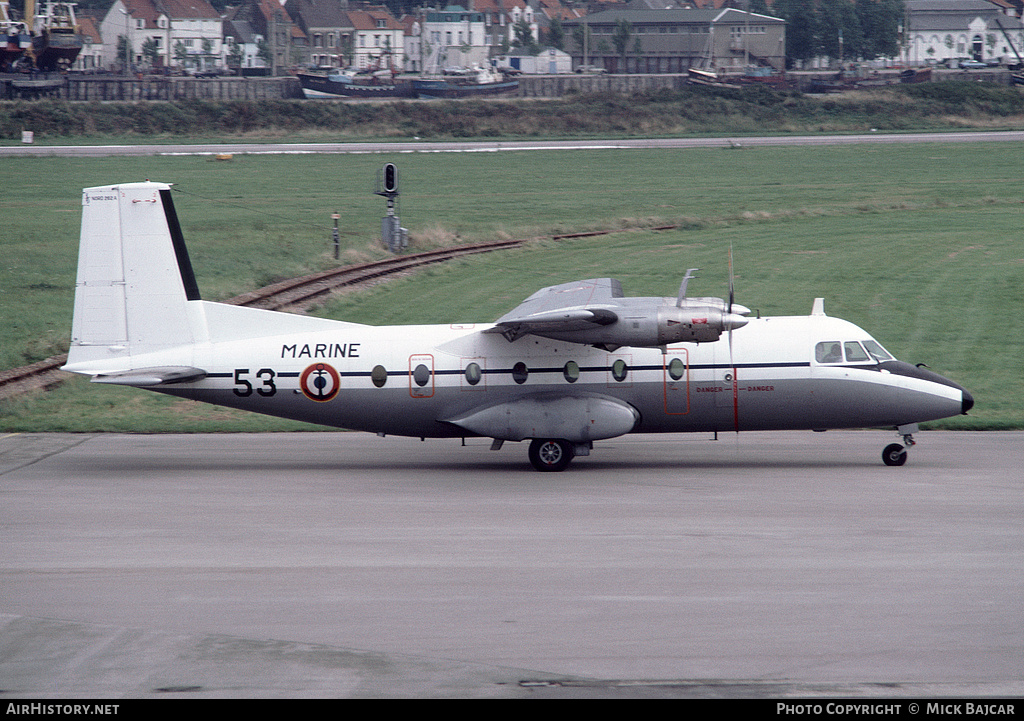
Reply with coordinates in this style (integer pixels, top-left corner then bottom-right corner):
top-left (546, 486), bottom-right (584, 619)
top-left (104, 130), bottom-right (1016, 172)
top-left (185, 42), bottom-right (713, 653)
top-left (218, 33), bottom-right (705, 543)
top-left (487, 278), bottom-right (623, 342)
top-left (487, 277), bottom-right (748, 348)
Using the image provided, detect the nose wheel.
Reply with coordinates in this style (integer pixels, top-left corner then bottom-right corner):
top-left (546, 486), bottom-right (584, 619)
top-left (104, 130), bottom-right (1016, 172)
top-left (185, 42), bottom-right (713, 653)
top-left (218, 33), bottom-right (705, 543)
top-left (528, 438), bottom-right (574, 472)
top-left (882, 443), bottom-right (908, 466)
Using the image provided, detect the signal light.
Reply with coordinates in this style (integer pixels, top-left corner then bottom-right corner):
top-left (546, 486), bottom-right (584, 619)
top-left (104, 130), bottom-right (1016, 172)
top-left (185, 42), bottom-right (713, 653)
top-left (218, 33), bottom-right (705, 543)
top-left (383, 163), bottom-right (398, 194)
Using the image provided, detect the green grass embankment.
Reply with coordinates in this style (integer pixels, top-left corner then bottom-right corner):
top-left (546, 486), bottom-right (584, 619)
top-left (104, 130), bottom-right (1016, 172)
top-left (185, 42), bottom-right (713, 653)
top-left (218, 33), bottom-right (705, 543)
top-left (4, 82), bottom-right (1024, 142)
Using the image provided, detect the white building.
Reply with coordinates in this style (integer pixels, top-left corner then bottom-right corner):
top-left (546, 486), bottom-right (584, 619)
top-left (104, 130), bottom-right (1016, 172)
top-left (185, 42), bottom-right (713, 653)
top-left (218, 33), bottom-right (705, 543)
top-left (495, 46), bottom-right (571, 73)
top-left (99, 0), bottom-right (223, 71)
top-left (348, 7), bottom-right (404, 71)
top-left (72, 14), bottom-right (105, 71)
top-left (906, 0), bottom-right (1024, 66)
top-left (420, 5), bottom-right (489, 71)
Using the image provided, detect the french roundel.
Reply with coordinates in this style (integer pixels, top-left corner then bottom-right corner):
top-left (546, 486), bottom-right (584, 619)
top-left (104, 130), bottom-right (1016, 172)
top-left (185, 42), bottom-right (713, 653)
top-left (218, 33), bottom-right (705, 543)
top-left (300, 363), bottom-right (340, 402)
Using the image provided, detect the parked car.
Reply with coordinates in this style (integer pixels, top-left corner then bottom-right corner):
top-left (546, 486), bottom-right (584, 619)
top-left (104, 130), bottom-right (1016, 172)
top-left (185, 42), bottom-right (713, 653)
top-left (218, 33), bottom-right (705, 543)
top-left (574, 65), bottom-right (607, 74)
top-left (190, 67), bottom-right (231, 78)
top-left (959, 59), bottom-right (987, 69)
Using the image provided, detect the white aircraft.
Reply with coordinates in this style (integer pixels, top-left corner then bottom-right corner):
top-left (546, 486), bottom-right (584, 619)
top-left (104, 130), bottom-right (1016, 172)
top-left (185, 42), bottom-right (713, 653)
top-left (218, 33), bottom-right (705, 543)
top-left (62, 182), bottom-right (973, 471)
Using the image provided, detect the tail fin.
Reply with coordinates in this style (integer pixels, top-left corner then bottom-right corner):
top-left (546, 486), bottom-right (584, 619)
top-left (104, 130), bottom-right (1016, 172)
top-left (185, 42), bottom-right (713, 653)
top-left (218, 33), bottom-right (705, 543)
top-left (65, 181), bottom-right (365, 378)
top-left (66, 182), bottom-right (201, 370)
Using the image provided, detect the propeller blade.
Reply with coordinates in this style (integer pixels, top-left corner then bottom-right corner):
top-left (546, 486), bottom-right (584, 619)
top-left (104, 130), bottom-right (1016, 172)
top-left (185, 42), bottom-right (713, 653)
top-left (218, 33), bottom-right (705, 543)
top-left (728, 245), bottom-right (739, 432)
top-left (728, 245), bottom-right (735, 316)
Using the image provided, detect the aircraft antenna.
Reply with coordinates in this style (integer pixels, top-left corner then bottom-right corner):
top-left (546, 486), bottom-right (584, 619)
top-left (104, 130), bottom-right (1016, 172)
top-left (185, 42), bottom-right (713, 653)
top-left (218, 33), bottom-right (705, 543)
top-left (676, 268), bottom-right (698, 307)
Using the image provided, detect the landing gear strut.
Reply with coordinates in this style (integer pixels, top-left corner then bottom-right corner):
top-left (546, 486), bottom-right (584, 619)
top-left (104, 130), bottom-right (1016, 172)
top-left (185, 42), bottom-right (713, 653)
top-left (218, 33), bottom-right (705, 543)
top-left (528, 438), bottom-right (574, 472)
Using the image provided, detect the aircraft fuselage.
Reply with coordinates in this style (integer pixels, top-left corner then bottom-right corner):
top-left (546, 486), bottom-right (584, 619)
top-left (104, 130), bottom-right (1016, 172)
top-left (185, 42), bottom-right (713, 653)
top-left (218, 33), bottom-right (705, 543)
top-left (151, 311), bottom-right (966, 439)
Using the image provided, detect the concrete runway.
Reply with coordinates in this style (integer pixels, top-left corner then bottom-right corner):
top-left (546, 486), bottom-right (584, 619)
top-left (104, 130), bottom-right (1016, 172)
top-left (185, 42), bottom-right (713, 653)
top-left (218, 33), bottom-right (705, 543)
top-left (4, 131), bottom-right (1024, 157)
top-left (1, 431), bottom-right (1021, 698)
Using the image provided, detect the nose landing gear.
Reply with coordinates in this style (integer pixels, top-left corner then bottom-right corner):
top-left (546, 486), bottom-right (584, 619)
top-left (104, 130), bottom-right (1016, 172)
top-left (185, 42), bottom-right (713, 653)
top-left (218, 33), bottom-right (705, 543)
top-left (882, 425), bottom-right (917, 466)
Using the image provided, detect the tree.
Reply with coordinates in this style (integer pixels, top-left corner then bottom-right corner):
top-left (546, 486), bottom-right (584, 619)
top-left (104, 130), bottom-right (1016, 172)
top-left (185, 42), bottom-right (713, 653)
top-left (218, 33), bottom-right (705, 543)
top-left (141, 37), bottom-right (159, 67)
top-left (548, 18), bottom-right (564, 52)
top-left (116, 34), bottom-right (131, 71)
top-left (340, 33), bottom-right (354, 68)
top-left (612, 18), bottom-right (632, 69)
top-left (817, 0), bottom-right (861, 65)
top-left (226, 37), bottom-right (243, 68)
top-left (854, 0), bottom-right (904, 60)
top-left (572, 24), bottom-right (592, 63)
top-left (772, 0), bottom-right (906, 67)
top-left (512, 17), bottom-right (536, 53)
top-left (173, 40), bottom-right (189, 68)
top-left (774, 0), bottom-right (818, 67)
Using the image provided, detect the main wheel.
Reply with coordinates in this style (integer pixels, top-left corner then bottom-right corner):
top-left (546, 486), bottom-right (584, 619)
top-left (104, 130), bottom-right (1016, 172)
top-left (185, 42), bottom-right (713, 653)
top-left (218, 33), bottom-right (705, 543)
top-left (528, 438), bottom-right (574, 472)
top-left (882, 443), bottom-right (908, 466)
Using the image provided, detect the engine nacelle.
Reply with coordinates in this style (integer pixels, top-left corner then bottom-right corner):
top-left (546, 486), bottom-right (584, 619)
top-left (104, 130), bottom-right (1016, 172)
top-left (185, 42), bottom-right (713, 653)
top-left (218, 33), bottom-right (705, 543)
top-left (529, 302), bottom-right (748, 349)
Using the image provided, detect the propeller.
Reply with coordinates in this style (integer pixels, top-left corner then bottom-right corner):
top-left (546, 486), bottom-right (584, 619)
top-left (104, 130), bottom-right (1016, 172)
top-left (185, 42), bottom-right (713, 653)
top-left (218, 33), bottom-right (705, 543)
top-left (728, 245), bottom-right (740, 433)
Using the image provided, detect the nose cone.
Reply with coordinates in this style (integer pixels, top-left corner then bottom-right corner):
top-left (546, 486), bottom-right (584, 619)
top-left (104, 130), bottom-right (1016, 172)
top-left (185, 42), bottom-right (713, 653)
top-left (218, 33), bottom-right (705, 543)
top-left (879, 361), bottom-right (973, 417)
top-left (962, 389), bottom-right (975, 415)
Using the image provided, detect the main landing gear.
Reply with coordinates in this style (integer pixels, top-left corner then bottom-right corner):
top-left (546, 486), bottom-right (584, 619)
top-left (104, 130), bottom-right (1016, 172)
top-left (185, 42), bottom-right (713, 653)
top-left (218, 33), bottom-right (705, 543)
top-left (882, 425), bottom-right (917, 466)
top-left (528, 438), bottom-right (575, 472)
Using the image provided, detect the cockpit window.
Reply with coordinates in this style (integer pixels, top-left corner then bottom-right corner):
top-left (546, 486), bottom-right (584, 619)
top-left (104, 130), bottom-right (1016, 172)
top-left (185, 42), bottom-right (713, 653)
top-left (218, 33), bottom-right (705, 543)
top-left (862, 340), bottom-right (893, 362)
top-left (815, 341), bottom-right (843, 364)
top-left (817, 340), bottom-right (894, 364)
top-left (844, 341), bottom-right (870, 362)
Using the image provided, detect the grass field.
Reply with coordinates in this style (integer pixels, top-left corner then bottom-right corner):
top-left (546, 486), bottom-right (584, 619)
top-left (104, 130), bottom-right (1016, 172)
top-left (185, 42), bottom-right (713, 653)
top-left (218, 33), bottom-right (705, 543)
top-left (1, 140), bottom-right (1021, 431)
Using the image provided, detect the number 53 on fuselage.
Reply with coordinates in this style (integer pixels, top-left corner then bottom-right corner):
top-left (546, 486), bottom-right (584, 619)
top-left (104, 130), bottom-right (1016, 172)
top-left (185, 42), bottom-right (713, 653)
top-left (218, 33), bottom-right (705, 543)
top-left (62, 182), bottom-right (973, 471)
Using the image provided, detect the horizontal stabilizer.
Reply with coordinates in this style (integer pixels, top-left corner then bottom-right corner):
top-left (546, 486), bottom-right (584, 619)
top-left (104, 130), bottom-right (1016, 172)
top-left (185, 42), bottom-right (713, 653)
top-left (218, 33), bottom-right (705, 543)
top-left (90, 366), bottom-right (208, 387)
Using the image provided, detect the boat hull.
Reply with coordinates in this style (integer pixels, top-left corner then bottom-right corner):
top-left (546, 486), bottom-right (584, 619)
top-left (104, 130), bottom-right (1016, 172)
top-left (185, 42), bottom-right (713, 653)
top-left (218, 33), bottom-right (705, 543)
top-left (2, 33), bottom-right (30, 69)
top-left (32, 29), bottom-right (81, 71)
top-left (298, 72), bottom-right (413, 99)
top-left (412, 78), bottom-right (519, 99)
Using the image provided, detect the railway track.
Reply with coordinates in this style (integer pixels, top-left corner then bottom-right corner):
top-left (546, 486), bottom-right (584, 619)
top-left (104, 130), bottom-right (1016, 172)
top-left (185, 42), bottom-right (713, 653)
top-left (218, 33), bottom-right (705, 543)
top-left (224, 238), bottom-right (527, 312)
top-left (0, 224), bottom-right (680, 400)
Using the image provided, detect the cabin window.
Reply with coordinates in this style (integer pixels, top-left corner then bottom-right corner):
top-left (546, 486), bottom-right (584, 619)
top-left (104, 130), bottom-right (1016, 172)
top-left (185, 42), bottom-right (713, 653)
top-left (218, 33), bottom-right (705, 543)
top-left (611, 359), bottom-right (628, 382)
top-left (465, 362), bottom-right (482, 386)
top-left (563, 361), bottom-right (579, 383)
top-left (412, 364), bottom-right (430, 387)
top-left (844, 341), bottom-right (870, 363)
top-left (668, 357), bottom-right (685, 380)
top-left (512, 362), bottom-right (528, 385)
top-left (371, 365), bottom-right (388, 387)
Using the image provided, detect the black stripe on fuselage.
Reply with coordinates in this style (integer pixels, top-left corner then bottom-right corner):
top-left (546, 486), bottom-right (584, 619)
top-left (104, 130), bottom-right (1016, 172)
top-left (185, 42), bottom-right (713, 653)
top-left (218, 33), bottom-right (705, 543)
top-left (271, 361), bottom-right (815, 380)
